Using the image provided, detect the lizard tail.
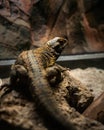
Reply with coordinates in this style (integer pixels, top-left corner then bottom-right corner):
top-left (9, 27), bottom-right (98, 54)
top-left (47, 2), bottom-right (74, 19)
top-left (28, 50), bottom-right (77, 130)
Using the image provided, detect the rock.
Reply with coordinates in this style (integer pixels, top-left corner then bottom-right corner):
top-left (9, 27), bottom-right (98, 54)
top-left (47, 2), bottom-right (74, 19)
top-left (70, 67), bottom-right (104, 99)
top-left (0, 65), bottom-right (104, 130)
top-left (0, 15), bottom-right (31, 59)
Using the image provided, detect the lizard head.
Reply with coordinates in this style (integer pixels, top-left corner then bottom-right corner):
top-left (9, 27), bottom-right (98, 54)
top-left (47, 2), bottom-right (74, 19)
top-left (47, 37), bottom-right (68, 56)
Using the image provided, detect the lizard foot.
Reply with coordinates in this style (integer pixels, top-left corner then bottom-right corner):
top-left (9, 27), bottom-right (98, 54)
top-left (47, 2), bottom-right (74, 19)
top-left (46, 65), bottom-right (63, 86)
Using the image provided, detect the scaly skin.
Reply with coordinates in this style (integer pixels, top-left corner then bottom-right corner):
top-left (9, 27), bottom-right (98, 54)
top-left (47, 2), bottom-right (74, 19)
top-left (10, 37), bottom-right (77, 130)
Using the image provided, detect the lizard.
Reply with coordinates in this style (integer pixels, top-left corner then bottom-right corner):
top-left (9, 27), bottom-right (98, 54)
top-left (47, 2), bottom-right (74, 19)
top-left (10, 37), bottom-right (77, 130)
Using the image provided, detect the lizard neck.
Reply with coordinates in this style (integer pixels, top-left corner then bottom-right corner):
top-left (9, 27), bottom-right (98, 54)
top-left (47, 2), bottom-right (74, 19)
top-left (33, 45), bottom-right (59, 68)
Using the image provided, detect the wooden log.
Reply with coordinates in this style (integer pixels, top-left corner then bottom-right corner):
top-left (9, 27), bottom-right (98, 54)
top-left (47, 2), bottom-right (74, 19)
top-left (83, 92), bottom-right (104, 124)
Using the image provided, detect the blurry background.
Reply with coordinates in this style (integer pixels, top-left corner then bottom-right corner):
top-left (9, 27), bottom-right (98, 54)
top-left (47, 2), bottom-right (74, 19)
top-left (0, 0), bottom-right (104, 59)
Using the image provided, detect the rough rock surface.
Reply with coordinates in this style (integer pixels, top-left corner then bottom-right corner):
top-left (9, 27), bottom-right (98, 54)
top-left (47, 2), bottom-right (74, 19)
top-left (0, 65), bottom-right (104, 130)
top-left (0, 0), bottom-right (104, 59)
top-left (0, 16), bottom-right (31, 59)
top-left (70, 67), bottom-right (104, 99)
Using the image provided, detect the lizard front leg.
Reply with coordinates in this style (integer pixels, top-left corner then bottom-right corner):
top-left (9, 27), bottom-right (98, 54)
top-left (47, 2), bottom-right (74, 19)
top-left (46, 65), bottom-right (63, 86)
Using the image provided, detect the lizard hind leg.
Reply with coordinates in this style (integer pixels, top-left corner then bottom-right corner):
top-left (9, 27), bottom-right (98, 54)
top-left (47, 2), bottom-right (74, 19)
top-left (10, 64), bottom-right (28, 88)
top-left (46, 65), bottom-right (63, 86)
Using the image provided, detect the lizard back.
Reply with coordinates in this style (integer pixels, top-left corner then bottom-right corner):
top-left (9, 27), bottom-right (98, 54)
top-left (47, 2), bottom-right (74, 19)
top-left (11, 37), bottom-right (77, 130)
